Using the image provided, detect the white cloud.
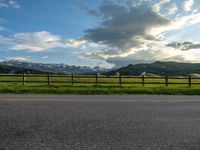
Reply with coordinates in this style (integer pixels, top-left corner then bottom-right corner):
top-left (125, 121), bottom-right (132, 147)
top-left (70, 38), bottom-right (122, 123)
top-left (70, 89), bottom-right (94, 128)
top-left (0, 0), bottom-right (20, 9)
top-left (183, 0), bottom-right (194, 12)
top-left (0, 1), bottom-right (8, 8)
top-left (41, 56), bottom-right (49, 59)
top-left (7, 57), bottom-right (29, 62)
top-left (153, 0), bottom-right (170, 13)
top-left (65, 39), bottom-right (87, 48)
top-left (1, 31), bottom-right (106, 53)
top-left (10, 31), bottom-right (63, 52)
top-left (9, 1), bottom-right (20, 9)
top-left (64, 39), bottom-right (108, 54)
top-left (150, 12), bottom-right (200, 38)
top-left (168, 4), bottom-right (178, 15)
top-left (1, 31), bottom-right (105, 52)
top-left (0, 35), bottom-right (9, 42)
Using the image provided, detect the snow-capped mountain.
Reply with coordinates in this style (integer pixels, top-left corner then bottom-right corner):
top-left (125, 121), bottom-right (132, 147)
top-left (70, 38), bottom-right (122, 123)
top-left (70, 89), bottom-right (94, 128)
top-left (0, 60), bottom-right (110, 74)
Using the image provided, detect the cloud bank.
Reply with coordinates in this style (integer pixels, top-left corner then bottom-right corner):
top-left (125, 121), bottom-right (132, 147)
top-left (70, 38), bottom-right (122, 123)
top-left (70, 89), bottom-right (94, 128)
top-left (74, 0), bottom-right (200, 67)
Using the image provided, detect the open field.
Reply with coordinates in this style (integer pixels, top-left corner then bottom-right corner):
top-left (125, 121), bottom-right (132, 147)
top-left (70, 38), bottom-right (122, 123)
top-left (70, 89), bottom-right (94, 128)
top-left (1, 74), bottom-right (200, 94)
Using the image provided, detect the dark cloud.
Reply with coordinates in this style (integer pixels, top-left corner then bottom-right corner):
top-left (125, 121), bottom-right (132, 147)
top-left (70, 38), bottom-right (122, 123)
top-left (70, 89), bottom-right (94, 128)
top-left (76, 0), bottom-right (177, 67)
top-left (167, 41), bottom-right (200, 50)
top-left (84, 0), bottom-right (170, 50)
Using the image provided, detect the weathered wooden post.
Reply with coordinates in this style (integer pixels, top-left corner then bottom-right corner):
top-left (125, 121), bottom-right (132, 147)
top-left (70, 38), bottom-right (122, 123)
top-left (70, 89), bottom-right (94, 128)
top-left (71, 73), bottom-right (74, 86)
top-left (165, 76), bottom-right (168, 87)
top-left (142, 75), bottom-right (145, 87)
top-left (119, 74), bottom-right (122, 86)
top-left (47, 73), bottom-right (50, 86)
top-left (188, 75), bottom-right (191, 88)
top-left (96, 73), bottom-right (98, 84)
top-left (22, 73), bottom-right (25, 86)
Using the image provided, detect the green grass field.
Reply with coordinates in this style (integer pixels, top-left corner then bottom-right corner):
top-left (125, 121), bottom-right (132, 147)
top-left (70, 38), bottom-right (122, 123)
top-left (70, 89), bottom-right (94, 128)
top-left (0, 75), bottom-right (200, 95)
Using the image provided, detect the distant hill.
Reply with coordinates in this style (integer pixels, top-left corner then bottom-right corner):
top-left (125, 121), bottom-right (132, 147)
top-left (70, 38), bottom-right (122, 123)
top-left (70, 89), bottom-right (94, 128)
top-left (0, 60), bottom-right (109, 74)
top-left (0, 64), bottom-right (48, 74)
top-left (107, 61), bottom-right (200, 76)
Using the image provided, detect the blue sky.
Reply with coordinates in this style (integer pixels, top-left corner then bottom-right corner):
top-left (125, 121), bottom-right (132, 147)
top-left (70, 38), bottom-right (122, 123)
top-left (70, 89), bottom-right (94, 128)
top-left (1, 0), bottom-right (200, 68)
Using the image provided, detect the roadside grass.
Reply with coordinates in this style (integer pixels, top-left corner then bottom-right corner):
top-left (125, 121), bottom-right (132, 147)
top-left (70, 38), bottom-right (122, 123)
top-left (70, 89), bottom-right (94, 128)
top-left (0, 83), bottom-right (200, 95)
top-left (0, 76), bottom-right (200, 95)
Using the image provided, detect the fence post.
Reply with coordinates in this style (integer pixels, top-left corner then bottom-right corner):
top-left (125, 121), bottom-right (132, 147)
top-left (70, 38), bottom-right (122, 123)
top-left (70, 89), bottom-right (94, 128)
top-left (142, 75), bottom-right (145, 87)
top-left (47, 73), bottom-right (50, 86)
top-left (188, 75), bottom-right (191, 88)
top-left (71, 73), bottom-right (74, 86)
top-left (96, 73), bottom-right (98, 84)
top-left (22, 73), bottom-right (25, 86)
top-left (119, 74), bottom-right (122, 86)
top-left (165, 76), bottom-right (168, 87)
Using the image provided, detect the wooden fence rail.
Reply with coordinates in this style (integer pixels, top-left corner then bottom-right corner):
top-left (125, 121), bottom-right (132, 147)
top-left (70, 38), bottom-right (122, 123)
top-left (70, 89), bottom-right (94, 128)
top-left (0, 74), bottom-right (199, 87)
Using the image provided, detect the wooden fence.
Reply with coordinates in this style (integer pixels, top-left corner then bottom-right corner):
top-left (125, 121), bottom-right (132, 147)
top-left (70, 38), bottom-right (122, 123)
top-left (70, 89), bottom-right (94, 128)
top-left (0, 74), bottom-right (199, 87)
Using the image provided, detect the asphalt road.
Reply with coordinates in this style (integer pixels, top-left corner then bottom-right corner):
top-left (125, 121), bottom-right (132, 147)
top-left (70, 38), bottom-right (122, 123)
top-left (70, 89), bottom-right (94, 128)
top-left (0, 95), bottom-right (200, 150)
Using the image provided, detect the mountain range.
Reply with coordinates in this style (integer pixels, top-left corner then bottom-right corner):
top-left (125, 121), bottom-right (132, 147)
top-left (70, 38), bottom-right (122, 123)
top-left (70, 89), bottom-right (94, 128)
top-left (1, 61), bottom-right (200, 76)
top-left (0, 60), bottom-right (109, 75)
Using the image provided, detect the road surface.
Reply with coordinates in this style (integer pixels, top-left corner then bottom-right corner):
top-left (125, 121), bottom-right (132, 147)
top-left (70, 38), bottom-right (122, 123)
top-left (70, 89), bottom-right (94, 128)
top-left (0, 95), bottom-right (200, 150)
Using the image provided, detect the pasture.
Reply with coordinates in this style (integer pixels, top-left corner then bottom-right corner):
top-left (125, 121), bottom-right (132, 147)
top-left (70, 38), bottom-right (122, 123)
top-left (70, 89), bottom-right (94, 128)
top-left (0, 74), bottom-right (200, 94)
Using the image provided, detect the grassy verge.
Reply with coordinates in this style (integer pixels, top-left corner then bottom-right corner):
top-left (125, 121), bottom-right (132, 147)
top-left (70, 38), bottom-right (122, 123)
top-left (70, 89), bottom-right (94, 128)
top-left (0, 84), bottom-right (200, 95)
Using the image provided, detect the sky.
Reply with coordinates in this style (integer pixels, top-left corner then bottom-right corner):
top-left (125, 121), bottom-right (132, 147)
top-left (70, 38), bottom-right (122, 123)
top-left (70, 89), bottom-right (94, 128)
top-left (1, 0), bottom-right (200, 68)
